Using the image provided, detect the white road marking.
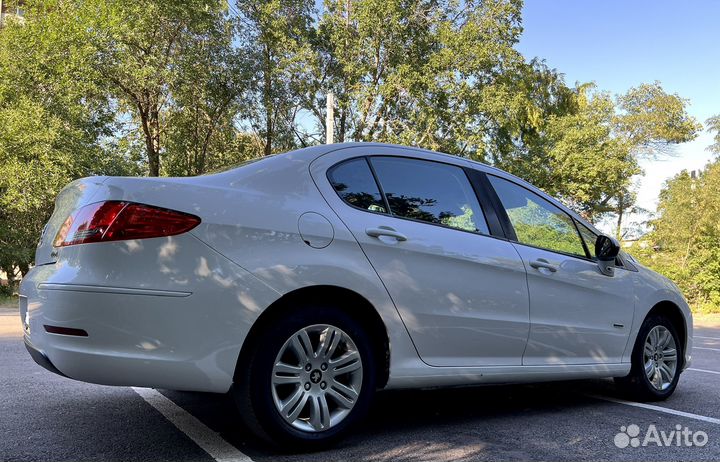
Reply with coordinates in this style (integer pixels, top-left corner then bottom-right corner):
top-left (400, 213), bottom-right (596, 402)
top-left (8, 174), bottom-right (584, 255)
top-left (689, 368), bottom-right (720, 376)
top-left (695, 335), bottom-right (720, 341)
top-left (132, 387), bottom-right (253, 462)
top-left (694, 347), bottom-right (720, 352)
top-left (587, 394), bottom-right (720, 425)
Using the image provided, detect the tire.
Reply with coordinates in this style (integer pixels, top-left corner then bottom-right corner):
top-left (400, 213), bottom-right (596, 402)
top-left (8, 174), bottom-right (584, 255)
top-left (615, 314), bottom-right (682, 401)
top-left (232, 304), bottom-right (377, 450)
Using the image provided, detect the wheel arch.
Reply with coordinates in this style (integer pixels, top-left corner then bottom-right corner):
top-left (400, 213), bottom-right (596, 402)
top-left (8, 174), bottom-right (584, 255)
top-left (646, 300), bottom-right (688, 368)
top-left (234, 284), bottom-right (391, 388)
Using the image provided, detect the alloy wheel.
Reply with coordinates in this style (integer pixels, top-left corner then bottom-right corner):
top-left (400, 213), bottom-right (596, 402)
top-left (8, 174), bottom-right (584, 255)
top-left (643, 325), bottom-right (678, 391)
top-left (271, 324), bottom-right (363, 432)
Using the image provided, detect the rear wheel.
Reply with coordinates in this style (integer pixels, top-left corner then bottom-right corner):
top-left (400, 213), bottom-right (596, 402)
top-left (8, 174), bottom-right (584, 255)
top-left (233, 306), bottom-right (376, 449)
top-left (615, 314), bottom-right (682, 401)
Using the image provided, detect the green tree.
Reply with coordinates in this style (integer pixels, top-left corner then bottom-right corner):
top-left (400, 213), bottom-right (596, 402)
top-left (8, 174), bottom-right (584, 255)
top-left (609, 83), bottom-right (701, 234)
top-left (76, 0), bottom-right (237, 176)
top-left (308, 0), bottom-right (527, 156)
top-left (492, 80), bottom-right (699, 225)
top-left (235, 0), bottom-right (316, 155)
top-left (707, 114), bottom-right (720, 156)
top-left (617, 82), bottom-right (701, 155)
top-left (163, 11), bottom-right (256, 175)
top-left (0, 4), bottom-right (138, 290)
top-left (638, 161), bottom-right (720, 312)
top-left (541, 89), bottom-right (640, 220)
top-left (3, 0), bottom-right (245, 178)
top-left (307, 2), bottom-right (698, 226)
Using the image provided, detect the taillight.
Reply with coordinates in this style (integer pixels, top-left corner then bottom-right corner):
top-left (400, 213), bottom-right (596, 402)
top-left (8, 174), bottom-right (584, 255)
top-left (53, 201), bottom-right (201, 247)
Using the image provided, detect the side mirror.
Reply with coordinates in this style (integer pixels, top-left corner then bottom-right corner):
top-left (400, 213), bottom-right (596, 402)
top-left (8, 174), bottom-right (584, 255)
top-left (595, 234), bottom-right (620, 276)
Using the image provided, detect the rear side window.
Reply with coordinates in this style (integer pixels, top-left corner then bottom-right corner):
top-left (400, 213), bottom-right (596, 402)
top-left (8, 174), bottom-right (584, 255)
top-left (488, 175), bottom-right (587, 258)
top-left (370, 157), bottom-right (489, 234)
top-left (328, 158), bottom-right (387, 213)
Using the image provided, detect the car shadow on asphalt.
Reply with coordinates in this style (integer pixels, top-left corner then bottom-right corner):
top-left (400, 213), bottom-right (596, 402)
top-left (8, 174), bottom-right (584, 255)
top-left (160, 378), bottom-right (626, 461)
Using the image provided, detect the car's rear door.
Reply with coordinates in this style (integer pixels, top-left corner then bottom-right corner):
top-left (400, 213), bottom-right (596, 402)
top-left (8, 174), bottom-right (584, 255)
top-left (311, 147), bottom-right (529, 367)
top-left (486, 174), bottom-right (634, 365)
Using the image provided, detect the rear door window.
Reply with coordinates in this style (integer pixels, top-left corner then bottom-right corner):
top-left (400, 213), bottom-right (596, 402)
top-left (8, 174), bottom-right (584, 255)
top-left (328, 158), bottom-right (387, 213)
top-left (369, 157), bottom-right (489, 234)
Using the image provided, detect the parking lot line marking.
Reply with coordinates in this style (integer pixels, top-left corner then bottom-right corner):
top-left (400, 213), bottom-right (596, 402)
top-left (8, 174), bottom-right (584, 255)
top-left (695, 336), bottom-right (720, 340)
top-left (132, 387), bottom-right (253, 462)
top-left (689, 367), bottom-right (720, 376)
top-left (694, 347), bottom-right (720, 352)
top-left (586, 394), bottom-right (720, 425)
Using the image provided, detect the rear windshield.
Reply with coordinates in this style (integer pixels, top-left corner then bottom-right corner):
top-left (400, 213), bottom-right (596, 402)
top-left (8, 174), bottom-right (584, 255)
top-left (204, 155), bottom-right (274, 175)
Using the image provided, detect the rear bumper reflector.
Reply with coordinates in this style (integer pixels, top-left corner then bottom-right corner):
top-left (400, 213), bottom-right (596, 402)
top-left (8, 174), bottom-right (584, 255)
top-left (44, 325), bottom-right (89, 337)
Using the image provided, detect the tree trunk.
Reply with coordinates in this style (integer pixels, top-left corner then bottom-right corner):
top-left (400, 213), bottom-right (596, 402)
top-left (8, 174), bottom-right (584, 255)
top-left (263, 47), bottom-right (273, 156)
top-left (616, 195), bottom-right (624, 240)
top-left (339, 2), bottom-right (350, 143)
top-left (199, 129), bottom-right (213, 174)
top-left (338, 106), bottom-right (346, 143)
top-left (139, 102), bottom-right (161, 177)
top-left (149, 103), bottom-right (161, 176)
top-left (17, 262), bottom-right (29, 279)
top-left (264, 112), bottom-right (272, 156)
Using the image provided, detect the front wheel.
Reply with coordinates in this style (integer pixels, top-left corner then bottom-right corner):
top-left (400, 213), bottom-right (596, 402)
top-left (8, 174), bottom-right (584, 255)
top-left (615, 314), bottom-right (682, 401)
top-left (233, 306), bottom-right (376, 449)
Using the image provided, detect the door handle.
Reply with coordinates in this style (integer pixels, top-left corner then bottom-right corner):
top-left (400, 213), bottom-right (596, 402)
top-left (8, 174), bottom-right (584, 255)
top-left (529, 259), bottom-right (558, 272)
top-left (365, 227), bottom-right (407, 242)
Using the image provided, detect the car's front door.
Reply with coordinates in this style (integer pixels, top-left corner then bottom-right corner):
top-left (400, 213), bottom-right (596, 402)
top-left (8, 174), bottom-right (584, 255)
top-left (487, 175), bottom-right (634, 365)
top-left (313, 150), bottom-right (529, 367)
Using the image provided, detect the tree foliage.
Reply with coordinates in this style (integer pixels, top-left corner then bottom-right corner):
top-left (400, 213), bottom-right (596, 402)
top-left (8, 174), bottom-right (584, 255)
top-left (495, 81), bottom-right (700, 223)
top-left (636, 161), bottom-right (720, 312)
top-left (0, 4), bottom-right (138, 290)
top-left (308, 0), bottom-right (527, 155)
top-left (235, 0), bottom-right (316, 154)
top-left (163, 5), bottom-right (256, 175)
top-left (0, 0), bottom-right (703, 290)
top-left (617, 82), bottom-right (700, 154)
top-left (707, 114), bottom-right (720, 156)
top-left (78, 0), bottom-right (248, 176)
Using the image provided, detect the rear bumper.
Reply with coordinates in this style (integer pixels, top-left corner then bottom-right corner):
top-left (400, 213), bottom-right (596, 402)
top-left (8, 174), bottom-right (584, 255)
top-left (20, 274), bottom-right (241, 393)
top-left (18, 235), bottom-right (280, 393)
top-left (20, 271), bottom-right (232, 392)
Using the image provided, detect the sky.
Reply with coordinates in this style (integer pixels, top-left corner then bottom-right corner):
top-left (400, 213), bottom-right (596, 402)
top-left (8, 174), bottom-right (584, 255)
top-left (517, 0), bottom-right (720, 219)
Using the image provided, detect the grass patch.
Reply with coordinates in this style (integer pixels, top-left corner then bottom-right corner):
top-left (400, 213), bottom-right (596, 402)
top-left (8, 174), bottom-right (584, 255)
top-left (0, 293), bottom-right (18, 309)
top-left (691, 301), bottom-right (720, 315)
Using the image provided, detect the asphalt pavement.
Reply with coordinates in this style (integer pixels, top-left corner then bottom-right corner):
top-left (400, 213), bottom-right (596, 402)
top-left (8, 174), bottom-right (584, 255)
top-left (3, 306), bottom-right (720, 462)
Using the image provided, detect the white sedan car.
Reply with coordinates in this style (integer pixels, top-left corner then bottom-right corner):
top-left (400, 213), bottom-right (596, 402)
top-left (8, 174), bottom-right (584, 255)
top-left (20, 143), bottom-right (692, 448)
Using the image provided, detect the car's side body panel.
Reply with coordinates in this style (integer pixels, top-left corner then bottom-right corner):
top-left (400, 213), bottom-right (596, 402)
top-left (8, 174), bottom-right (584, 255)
top-left (19, 142), bottom-right (692, 394)
top-left (625, 262), bottom-right (693, 368)
top-left (454, 152), bottom-right (692, 370)
top-left (510, 243), bottom-right (635, 365)
top-left (182, 148), bottom-right (423, 389)
top-left (22, 145), bottom-right (425, 392)
top-left (309, 146), bottom-right (531, 368)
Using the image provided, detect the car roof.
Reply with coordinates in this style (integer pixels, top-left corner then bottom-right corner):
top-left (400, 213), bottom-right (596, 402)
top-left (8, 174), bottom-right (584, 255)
top-left (226, 142), bottom-right (603, 236)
